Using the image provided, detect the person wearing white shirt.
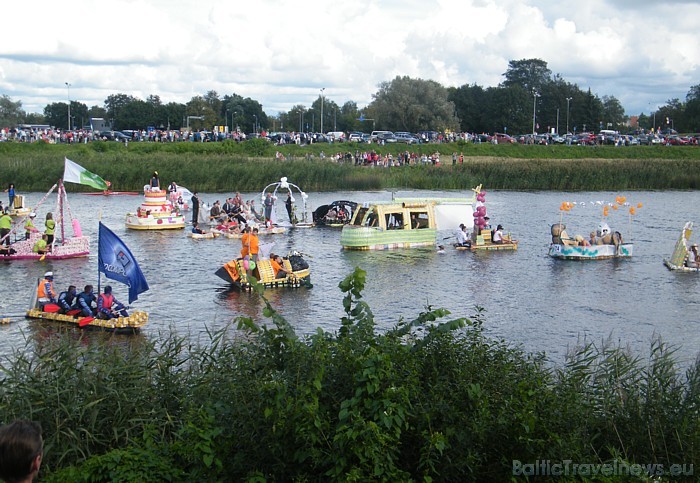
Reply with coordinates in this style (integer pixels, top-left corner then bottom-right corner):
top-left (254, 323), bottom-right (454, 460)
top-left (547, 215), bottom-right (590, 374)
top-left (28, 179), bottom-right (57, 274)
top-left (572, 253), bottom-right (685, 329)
top-left (493, 224), bottom-right (505, 244)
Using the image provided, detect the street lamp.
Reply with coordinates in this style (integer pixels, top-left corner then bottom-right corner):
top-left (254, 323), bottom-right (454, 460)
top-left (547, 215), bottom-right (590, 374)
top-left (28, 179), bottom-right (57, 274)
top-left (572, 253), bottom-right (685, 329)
top-left (253, 114), bottom-right (258, 134)
top-left (532, 90), bottom-right (540, 135)
top-left (566, 97), bottom-right (572, 134)
top-left (320, 88), bottom-right (325, 135)
top-left (65, 82), bottom-right (71, 130)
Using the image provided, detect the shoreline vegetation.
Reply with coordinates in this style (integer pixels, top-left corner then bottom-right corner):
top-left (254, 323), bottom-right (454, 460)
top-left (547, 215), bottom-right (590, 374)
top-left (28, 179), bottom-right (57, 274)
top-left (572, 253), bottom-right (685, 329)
top-left (2, 140), bottom-right (700, 191)
top-left (1, 269), bottom-right (698, 481)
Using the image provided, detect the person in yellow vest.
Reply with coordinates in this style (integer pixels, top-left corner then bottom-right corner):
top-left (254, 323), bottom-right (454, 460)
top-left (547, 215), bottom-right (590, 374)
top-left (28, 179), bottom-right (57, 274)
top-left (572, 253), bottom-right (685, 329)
top-left (33, 234), bottom-right (48, 254)
top-left (44, 212), bottom-right (55, 249)
top-left (37, 271), bottom-right (57, 306)
top-left (24, 212), bottom-right (39, 240)
top-left (0, 208), bottom-right (12, 247)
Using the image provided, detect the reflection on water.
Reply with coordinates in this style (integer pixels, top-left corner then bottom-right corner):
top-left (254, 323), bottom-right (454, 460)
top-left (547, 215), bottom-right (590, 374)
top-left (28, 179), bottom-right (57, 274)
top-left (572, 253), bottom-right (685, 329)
top-left (1, 189), bottom-right (699, 367)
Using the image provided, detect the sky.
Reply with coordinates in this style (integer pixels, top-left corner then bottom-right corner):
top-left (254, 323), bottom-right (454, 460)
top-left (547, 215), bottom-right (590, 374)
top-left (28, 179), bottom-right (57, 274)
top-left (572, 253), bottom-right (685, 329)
top-left (1, 0), bottom-right (698, 120)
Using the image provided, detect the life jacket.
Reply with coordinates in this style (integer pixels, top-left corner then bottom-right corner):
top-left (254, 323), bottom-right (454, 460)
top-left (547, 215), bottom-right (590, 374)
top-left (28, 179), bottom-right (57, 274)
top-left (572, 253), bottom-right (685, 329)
top-left (37, 279), bottom-right (55, 299)
top-left (99, 293), bottom-right (114, 310)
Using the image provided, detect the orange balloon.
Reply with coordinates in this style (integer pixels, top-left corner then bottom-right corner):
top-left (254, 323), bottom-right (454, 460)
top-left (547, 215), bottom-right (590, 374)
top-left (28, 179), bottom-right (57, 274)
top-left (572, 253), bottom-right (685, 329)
top-left (612, 205), bottom-right (618, 211)
top-left (637, 202), bottom-right (643, 208)
top-left (629, 207), bottom-right (636, 215)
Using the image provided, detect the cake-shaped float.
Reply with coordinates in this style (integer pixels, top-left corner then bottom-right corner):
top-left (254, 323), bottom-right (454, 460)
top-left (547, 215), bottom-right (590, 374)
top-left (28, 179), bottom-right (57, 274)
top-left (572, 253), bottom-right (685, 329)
top-left (125, 188), bottom-right (186, 230)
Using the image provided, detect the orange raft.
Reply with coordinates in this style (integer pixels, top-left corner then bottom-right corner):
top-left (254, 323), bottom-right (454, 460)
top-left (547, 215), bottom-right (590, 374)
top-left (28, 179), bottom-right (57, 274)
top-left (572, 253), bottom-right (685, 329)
top-left (215, 254), bottom-right (311, 290)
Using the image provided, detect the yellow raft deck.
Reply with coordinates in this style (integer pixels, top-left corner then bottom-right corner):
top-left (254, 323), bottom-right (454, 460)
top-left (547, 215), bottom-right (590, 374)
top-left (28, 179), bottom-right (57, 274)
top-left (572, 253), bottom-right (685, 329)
top-left (456, 230), bottom-right (518, 252)
top-left (26, 308), bottom-right (148, 333)
top-left (216, 257), bottom-right (311, 290)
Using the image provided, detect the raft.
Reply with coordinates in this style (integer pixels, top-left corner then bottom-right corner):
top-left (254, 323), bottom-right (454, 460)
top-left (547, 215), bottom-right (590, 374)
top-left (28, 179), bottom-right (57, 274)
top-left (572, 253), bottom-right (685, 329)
top-left (26, 307), bottom-right (148, 334)
top-left (663, 221), bottom-right (699, 272)
top-left (215, 254), bottom-right (311, 290)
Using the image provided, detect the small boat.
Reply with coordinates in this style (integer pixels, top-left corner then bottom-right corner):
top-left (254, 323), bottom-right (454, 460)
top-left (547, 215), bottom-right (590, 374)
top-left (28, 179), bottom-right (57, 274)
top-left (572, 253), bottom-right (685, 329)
top-left (7, 194), bottom-right (32, 218)
top-left (215, 252), bottom-right (311, 290)
top-left (188, 231), bottom-right (221, 240)
top-left (455, 230), bottom-right (519, 252)
top-left (0, 180), bottom-right (89, 261)
top-left (548, 223), bottom-right (632, 260)
top-left (547, 197), bottom-right (639, 261)
top-left (340, 193), bottom-right (474, 251)
top-left (663, 221), bottom-right (699, 272)
top-left (125, 189), bottom-right (186, 230)
top-left (312, 200), bottom-right (358, 227)
top-left (26, 222), bottom-right (150, 333)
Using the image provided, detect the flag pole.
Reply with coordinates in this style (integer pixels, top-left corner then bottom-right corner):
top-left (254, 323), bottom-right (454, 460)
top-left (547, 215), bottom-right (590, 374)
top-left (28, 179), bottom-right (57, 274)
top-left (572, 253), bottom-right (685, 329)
top-left (97, 222), bottom-right (101, 296)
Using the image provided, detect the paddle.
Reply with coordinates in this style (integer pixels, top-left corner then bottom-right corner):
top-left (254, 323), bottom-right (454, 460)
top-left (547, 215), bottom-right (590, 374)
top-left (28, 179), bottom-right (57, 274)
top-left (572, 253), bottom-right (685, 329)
top-left (78, 316), bottom-right (94, 327)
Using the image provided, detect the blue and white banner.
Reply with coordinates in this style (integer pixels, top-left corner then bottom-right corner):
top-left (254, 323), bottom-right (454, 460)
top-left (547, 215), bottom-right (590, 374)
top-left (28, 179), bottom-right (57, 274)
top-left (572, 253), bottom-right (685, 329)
top-left (98, 222), bottom-right (149, 303)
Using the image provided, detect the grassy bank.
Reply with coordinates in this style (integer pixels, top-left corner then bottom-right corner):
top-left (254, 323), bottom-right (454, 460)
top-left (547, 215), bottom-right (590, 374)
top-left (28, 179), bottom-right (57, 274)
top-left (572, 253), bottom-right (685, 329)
top-left (0, 269), bottom-right (697, 481)
top-left (2, 140), bottom-right (700, 191)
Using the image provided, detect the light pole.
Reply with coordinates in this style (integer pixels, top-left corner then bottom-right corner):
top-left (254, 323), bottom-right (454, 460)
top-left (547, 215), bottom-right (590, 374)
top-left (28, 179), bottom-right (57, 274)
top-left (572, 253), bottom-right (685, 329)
top-left (65, 82), bottom-right (71, 130)
top-left (532, 90), bottom-right (540, 135)
top-left (320, 88), bottom-right (325, 135)
top-left (566, 97), bottom-right (572, 134)
top-left (253, 114), bottom-right (258, 135)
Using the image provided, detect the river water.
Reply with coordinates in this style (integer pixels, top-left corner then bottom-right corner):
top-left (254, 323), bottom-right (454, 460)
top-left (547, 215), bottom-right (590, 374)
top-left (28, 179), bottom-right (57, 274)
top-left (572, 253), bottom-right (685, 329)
top-left (1, 188), bottom-right (699, 367)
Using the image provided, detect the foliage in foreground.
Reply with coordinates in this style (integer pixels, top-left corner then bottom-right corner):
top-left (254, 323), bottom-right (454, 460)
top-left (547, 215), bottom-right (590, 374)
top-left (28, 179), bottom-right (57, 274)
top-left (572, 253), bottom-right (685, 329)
top-left (0, 268), bottom-right (698, 482)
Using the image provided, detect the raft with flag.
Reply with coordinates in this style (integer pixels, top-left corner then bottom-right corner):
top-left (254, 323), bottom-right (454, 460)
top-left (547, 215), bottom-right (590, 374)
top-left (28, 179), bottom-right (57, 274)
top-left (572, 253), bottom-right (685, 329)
top-left (0, 173), bottom-right (90, 261)
top-left (26, 222), bottom-right (150, 333)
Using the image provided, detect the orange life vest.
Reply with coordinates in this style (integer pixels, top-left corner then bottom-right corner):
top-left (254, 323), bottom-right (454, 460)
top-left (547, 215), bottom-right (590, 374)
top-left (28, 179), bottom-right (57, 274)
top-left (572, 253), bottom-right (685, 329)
top-left (37, 279), bottom-right (55, 299)
top-left (99, 293), bottom-right (114, 309)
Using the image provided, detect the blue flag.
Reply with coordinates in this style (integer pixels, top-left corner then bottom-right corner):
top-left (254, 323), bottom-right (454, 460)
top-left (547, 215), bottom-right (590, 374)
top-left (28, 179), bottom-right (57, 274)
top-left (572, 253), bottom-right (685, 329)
top-left (98, 222), bottom-right (149, 303)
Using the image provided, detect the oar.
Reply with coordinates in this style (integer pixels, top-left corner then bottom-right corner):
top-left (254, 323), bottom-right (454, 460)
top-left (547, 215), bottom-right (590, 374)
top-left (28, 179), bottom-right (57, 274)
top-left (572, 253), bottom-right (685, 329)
top-left (78, 316), bottom-right (95, 327)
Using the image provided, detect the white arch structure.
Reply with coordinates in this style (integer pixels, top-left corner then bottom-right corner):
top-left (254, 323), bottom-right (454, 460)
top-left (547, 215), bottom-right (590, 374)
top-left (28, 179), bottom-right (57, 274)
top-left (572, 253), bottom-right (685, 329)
top-left (260, 177), bottom-right (310, 226)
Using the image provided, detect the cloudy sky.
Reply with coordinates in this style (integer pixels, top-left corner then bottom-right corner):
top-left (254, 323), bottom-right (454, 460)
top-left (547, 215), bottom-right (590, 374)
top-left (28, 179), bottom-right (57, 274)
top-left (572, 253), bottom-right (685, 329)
top-left (1, 0), bottom-right (698, 119)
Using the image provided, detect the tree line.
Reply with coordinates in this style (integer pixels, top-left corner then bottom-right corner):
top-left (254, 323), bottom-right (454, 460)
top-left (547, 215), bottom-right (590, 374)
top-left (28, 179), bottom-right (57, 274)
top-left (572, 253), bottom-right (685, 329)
top-left (1, 58), bottom-right (699, 135)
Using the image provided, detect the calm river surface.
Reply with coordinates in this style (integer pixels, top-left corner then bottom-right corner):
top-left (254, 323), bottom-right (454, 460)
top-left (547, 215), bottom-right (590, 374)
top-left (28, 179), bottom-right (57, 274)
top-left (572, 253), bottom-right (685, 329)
top-left (1, 189), bottom-right (699, 366)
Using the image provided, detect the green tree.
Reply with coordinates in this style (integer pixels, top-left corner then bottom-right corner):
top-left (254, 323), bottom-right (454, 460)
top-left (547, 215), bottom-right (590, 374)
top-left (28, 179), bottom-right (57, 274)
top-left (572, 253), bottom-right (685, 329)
top-left (0, 95), bottom-right (25, 127)
top-left (368, 76), bottom-right (459, 132)
top-left (685, 84), bottom-right (700, 132)
top-left (501, 58), bottom-right (552, 92)
top-left (104, 93), bottom-right (136, 130)
top-left (43, 102), bottom-right (69, 129)
top-left (448, 83), bottom-right (486, 133)
top-left (482, 85), bottom-right (531, 134)
top-left (601, 95), bottom-right (626, 132)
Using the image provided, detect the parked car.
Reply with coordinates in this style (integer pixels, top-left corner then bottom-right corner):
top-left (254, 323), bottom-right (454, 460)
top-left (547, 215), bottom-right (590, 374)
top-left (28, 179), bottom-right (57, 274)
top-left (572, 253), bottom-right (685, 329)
top-left (394, 132), bottom-right (418, 144)
top-left (348, 131), bottom-right (366, 142)
top-left (491, 133), bottom-right (516, 144)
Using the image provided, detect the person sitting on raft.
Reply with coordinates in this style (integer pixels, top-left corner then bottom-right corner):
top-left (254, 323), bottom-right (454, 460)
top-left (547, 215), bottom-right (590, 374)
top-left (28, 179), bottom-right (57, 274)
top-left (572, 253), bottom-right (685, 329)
top-left (270, 253), bottom-right (292, 279)
top-left (76, 285), bottom-right (97, 317)
top-left (97, 285), bottom-right (129, 319)
top-left (57, 285), bottom-right (78, 314)
top-left (455, 223), bottom-right (471, 247)
top-left (686, 243), bottom-right (699, 268)
top-left (492, 225), bottom-right (505, 244)
top-left (192, 222), bottom-right (205, 234)
top-left (37, 271), bottom-right (57, 307)
top-left (33, 234), bottom-right (48, 254)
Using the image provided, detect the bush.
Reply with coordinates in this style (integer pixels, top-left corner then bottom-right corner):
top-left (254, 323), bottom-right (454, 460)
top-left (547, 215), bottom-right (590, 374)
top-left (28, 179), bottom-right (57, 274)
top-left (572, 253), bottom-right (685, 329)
top-left (0, 268), bottom-right (698, 481)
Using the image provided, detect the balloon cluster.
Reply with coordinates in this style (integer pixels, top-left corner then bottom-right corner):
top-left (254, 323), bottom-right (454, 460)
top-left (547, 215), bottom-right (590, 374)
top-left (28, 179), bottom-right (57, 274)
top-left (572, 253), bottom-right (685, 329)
top-left (559, 201), bottom-right (575, 212)
top-left (472, 190), bottom-right (488, 229)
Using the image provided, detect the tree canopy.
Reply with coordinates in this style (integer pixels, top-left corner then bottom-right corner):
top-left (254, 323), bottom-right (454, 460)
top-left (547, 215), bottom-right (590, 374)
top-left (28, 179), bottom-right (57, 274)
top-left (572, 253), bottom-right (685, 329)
top-left (3, 58), bottom-right (699, 134)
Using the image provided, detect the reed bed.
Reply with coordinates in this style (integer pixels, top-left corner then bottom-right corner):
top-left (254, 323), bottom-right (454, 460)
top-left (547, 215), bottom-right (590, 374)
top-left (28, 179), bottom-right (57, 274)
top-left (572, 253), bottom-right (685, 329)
top-left (2, 141), bottom-right (700, 192)
top-left (0, 269), bottom-right (698, 481)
